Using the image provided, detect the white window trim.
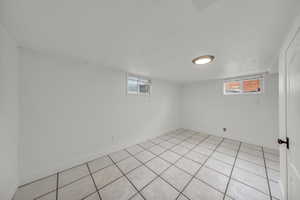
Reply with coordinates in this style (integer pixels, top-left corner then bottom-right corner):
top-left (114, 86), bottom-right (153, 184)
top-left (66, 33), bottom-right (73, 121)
top-left (126, 73), bottom-right (152, 96)
top-left (223, 74), bottom-right (264, 95)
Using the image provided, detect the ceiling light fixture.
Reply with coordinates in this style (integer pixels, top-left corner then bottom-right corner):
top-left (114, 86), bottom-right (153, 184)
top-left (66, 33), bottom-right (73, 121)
top-left (192, 55), bottom-right (215, 65)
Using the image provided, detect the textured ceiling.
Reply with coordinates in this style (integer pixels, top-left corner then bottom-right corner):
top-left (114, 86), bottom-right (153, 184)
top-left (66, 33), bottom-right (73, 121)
top-left (0, 0), bottom-right (299, 82)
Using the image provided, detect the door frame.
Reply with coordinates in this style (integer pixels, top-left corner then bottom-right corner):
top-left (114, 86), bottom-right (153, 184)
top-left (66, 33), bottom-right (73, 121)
top-left (279, 14), bottom-right (300, 200)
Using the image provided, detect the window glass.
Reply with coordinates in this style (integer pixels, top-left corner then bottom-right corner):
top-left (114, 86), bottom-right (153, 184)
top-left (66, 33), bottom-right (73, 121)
top-left (243, 79), bottom-right (261, 93)
top-left (139, 83), bottom-right (150, 95)
top-left (127, 74), bottom-right (151, 95)
top-left (224, 81), bottom-right (242, 93)
top-left (127, 79), bottom-right (138, 94)
top-left (224, 75), bottom-right (263, 95)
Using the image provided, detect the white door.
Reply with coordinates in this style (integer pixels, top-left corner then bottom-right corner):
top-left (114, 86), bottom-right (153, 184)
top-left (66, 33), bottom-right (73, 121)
top-left (286, 27), bottom-right (300, 200)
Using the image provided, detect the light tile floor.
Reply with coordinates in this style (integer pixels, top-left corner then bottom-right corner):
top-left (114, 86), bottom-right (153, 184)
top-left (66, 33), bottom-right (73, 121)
top-left (13, 129), bottom-right (281, 200)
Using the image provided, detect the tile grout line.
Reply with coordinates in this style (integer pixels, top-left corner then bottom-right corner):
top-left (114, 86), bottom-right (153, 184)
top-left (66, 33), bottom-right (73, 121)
top-left (85, 132), bottom-right (193, 193)
top-left (240, 147), bottom-right (280, 163)
top-left (124, 132), bottom-right (210, 200)
top-left (23, 131), bottom-right (260, 200)
top-left (18, 173), bottom-right (59, 189)
top-left (222, 141), bottom-right (242, 200)
top-left (33, 190), bottom-right (57, 200)
top-left (108, 136), bottom-right (182, 199)
top-left (229, 174), bottom-right (274, 196)
top-left (262, 147), bottom-right (273, 200)
top-left (107, 155), bottom-right (147, 200)
top-left (193, 148), bottom-right (273, 196)
top-left (46, 138), bottom-right (216, 198)
top-left (53, 161), bottom-right (117, 195)
top-left (236, 149), bottom-right (279, 171)
top-left (183, 142), bottom-right (273, 197)
top-left (27, 131), bottom-right (271, 200)
top-left (56, 173), bottom-right (59, 200)
top-left (86, 163), bottom-right (102, 200)
top-left (77, 131), bottom-right (195, 200)
top-left (175, 138), bottom-right (225, 200)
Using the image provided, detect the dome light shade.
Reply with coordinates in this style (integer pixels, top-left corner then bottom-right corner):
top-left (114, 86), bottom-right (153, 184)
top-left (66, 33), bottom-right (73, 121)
top-left (192, 55), bottom-right (215, 64)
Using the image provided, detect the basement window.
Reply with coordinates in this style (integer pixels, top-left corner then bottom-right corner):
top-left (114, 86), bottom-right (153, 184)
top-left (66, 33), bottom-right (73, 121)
top-left (223, 75), bottom-right (263, 95)
top-left (127, 74), bottom-right (151, 96)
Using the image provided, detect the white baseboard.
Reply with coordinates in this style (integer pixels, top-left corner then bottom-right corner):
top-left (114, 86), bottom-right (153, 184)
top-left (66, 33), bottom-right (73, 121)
top-left (19, 127), bottom-right (179, 185)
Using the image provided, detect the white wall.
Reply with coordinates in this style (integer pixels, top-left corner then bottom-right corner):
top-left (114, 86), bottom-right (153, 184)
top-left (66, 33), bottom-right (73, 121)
top-left (181, 74), bottom-right (279, 148)
top-left (0, 25), bottom-right (20, 199)
top-left (19, 49), bottom-right (180, 184)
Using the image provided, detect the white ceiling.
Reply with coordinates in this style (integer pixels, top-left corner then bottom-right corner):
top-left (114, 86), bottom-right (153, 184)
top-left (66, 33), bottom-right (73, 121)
top-left (0, 0), bottom-right (299, 82)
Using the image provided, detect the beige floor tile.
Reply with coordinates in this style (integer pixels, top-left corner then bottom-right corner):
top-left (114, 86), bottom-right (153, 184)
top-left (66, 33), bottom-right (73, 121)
top-left (135, 150), bottom-right (155, 163)
top-left (127, 166), bottom-right (157, 190)
top-left (100, 177), bottom-right (137, 200)
top-left (168, 138), bottom-right (182, 145)
top-left (212, 152), bottom-right (235, 165)
top-left (180, 141), bottom-right (197, 149)
top-left (216, 146), bottom-right (238, 157)
top-left (264, 153), bottom-right (279, 162)
top-left (239, 148), bottom-right (263, 157)
top-left (159, 141), bottom-right (175, 149)
top-left (83, 192), bottom-right (100, 200)
top-left (14, 132), bottom-right (276, 200)
top-left (161, 166), bottom-right (192, 191)
top-left (175, 157), bottom-right (202, 175)
top-left (36, 192), bottom-right (56, 200)
top-left (129, 193), bottom-right (144, 200)
top-left (263, 147), bottom-right (279, 156)
top-left (205, 158), bottom-right (232, 176)
top-left (185, 151), bottom-right (208, 164)
top-left (227, 179), bottom-right (269, 200)
top-left (160, 150), bottom-right (181, 163)
top-left (238, 151), bottom-right (265, 166)
top-left (126, 145), bottom-right (144, 155)
top-left (88, 156), bottom-right (113, 173)
top-left (92, 165), bottom-right (122, 189)
top-left (117, 157), bottom-right (142, 174)
top-left (139, 141), bottom-right (155, 149)
top-left (146, 157), bottom-right (171, 174)
top-left (183, 178), bottom-right (223, 200)
top-left (219, 142), bottom-right (239, 150)
top-left (235, 159), bottom-right (266, 177)
top-left (141, 178), bottom-right (179, 200)
top-left (197, 142), bottom-right (217, 150)
top-left (267, 167), bottom-right (280, 182)
top-left (59, 164), bottom-right (89, 188)
top-left (57, 176), bottom-right (96, 200)
top-left (241, 143), bottom-right (262, 151)
top-left (14, 175), bottom-right (57, 200)
top-left (148, 145), bottom-right (165, 155)
top-left (177, 194), bottom-right (189, 200)
top-left (232, 167), bottom-right (269, 194)
top-left (150, 137), bottom-right (164, 145)
top-left (193, 146), bottom-right (214, 156)
top-left (109, 150), bottom-right (131, 162)
top-left (196, 167), bottom-right (229, 193)
top-left (265, 159), bottom-right (280, 171)
top-left (171, 145), bottom-right (190, 156)
top-left (270, 180), bottom-right (281, 199)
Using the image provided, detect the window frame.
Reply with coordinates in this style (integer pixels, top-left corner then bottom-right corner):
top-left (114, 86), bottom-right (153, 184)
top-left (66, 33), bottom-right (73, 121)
top-left (223, 75), bottom-right (264, 95)
top-left (126, 73), bottom-right (152, 96)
